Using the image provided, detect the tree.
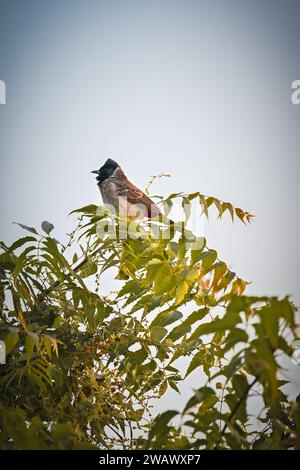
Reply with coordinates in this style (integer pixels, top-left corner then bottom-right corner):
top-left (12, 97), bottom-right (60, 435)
top-left (0, 187), bottom-right (299, 450)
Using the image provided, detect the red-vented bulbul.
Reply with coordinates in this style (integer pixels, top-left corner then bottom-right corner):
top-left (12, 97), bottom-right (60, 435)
top-left (92, 159), bottom-right (162, 220)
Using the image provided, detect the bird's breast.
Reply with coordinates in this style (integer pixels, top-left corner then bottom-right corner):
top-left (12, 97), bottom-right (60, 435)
top-left (99, 178), bottom-right (149, 219)
top-left (100, 179), bottom-right (119, 206)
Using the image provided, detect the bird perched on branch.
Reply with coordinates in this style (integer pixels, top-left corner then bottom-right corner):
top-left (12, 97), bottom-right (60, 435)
top-left (92, 158), bottom-right (162, 221)
top-left (92, 159), bottom-right (197, 244)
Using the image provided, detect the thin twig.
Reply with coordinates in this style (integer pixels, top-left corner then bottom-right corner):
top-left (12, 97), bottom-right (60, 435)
top-left (214, 376), bottom-right (259, 449)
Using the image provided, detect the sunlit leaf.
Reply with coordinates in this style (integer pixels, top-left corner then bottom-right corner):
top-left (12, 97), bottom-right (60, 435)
top-left (150, 326), bottom-right (168, 342)
top-left (175, 281), bottom-right (189, 305)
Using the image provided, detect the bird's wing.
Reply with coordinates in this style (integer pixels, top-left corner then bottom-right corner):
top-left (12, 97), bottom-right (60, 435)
top-left (120, 184), bottom-right (161, 216)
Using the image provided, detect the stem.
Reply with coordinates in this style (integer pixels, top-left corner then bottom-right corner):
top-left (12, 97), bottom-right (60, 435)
top-left (106, 423), bottom-right (125, 449)
top-left (214, 376), bottom-right (259, 449)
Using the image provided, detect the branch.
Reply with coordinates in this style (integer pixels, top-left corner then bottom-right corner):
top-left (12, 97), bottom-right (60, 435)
top-left (214, 376), bottom-right (259, 449)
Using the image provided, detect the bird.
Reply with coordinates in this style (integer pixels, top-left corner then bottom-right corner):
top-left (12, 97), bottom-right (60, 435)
top-left (92, 159), bottom-right (196, 243)
top-left (92, 158), bottom-right (162, 221)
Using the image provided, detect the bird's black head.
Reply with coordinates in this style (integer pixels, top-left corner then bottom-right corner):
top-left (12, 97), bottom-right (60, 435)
top-left (92, 158), bottom-right (119, 185)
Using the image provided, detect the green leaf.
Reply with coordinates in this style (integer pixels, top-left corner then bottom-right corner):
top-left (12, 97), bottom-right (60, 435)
top-left (42, 335), bottom-right (58, 358)
top-left (185, 349), bottom-right (205, 377)
top-left (183, 386), bottom-right (215, 413)
top-left (167, 324), bottom-right (191, 343)
top-left (117, 279), bottom-right (141, 297)
top-left (225, 375), bottom-right (249, 423)
top-left (175, 281), bottom-right (189, 305)
top-left (5, 329), bottom-right (19, 354)
top-left (69, 204), bottom-right (98, 215)
top-left (162, 199), bottom-right (173, 217)
top-left (200, 249), bottom-right (218, 274)
top-left (213, 198), bottom-right (223, 219)
top-left (191, 237), bottom-right (206, 263)
top-left (221, 202), bottom-right (235, 222)
top-left (221, 356), bottom-right (243, 379)
top-left (51, 422), bottom-right (73, 440)
top-left (149, 410), bottom-right (178, 440)
top-left (188, 312), bottom-right (240, 342)
top-left (168, 309), bottom-right (209, 349)
top-left (0, 252), bottom-right (15, 270)
top-left (144, 258), bottom-right (163, 284)
top-left (13, 246), bottom-right (36, 280)
top-left (181, 308), bottom-right (210, 329)
top-left (169, 381), bottom-right (180, 393)
top-left (79, 257), bottom-right (98, 278)
top-left (182, 197), bottom-right (191, 221)
top-left (212, 261), bottom-right (227, 290)
top-left (9, 236), bottom-right (37, 252)
top-left (159, 380), bottom-right (168, 397)
top-left (25, 332), bottom-right (39, 359)
top-left (199, 195), bottom-right (209, 218)
top-left (150, 326), bottom-right (168, 342)
top-left (223, 328), bottom-right (248, 353)
top-left (235, 208), bottom-right (246, 224)
top-left (258, 298), bottom-right (295, 348)
top-left (151, 310), bottom-right (183, 328)
top-left (13, 222), bottom-right (39, 235)
top-left (41, 221), bottom-right (54, 235)
top-left (154, 264), bottom-right (175, 296)
top-left (185, 267), bottom-right (199, 283)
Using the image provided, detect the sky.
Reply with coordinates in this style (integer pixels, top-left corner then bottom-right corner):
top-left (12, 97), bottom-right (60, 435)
top-left (0, 0), bottom-right (300, 411)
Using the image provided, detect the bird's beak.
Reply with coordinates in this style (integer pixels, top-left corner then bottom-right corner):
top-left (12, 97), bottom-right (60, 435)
top-left (91, 170), bottom-right (100, 174)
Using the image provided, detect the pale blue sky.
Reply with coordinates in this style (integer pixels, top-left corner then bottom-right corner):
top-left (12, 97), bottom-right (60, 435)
top-left (1, 0), bottom-right (300, 407)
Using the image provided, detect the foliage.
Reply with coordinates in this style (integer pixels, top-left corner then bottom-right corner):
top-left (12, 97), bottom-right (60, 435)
top-left (0, 190), bottom-right (299, 450)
